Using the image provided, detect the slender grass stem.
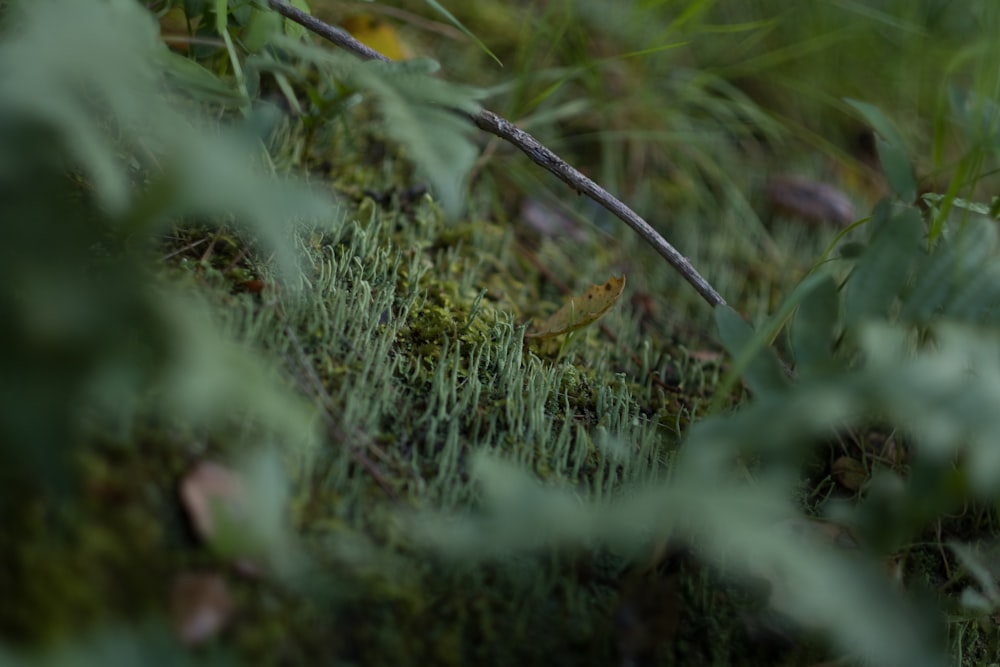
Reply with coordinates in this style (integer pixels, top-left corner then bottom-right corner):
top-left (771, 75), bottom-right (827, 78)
top-left (266, 0), bottom-right (727, 308)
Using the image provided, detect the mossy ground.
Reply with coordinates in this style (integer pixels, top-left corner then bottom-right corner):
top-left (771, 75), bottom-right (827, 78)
top-left (0, 107), bottom-right (823, 665)
top-left (6, 1), bottom-right (1000, 665)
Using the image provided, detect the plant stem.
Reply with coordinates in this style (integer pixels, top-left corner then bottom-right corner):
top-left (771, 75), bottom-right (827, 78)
top-left (266, 0), bottom-right (727, 308)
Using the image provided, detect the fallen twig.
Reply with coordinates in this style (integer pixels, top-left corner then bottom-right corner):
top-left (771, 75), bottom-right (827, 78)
top-left (266, 0), bottom-right (726, 308)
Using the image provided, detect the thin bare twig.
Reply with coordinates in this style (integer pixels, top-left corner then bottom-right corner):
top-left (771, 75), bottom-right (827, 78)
top-left (266, 0), bottom-right (726, 308)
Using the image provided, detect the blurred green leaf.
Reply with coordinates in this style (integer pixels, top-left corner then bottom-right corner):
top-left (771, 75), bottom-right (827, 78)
top-left (415, 448), bottom-right (949, 667)
top-left (0, 624), bottom-right (228, 666)
top-left (244, 6), bottom-right (282, 52)
top-left (0, 0), bottom-right (325, 495)
top-left (713, 304), bottom-right (788, 396)
top-left (845, 98), bottom-right (908, 152)
top-left (876, 135), bottom-right (917, 203)
top-left (278, 37), bottom-right (485, 218)
top-left (842, 203), bottom-right (922, 327)
top-left (846, 99), bottom-right (916, 202)
top-left (950, 542), bottom-right (1000, 606)
top-left (158, 50), bottom-right (245, 106)
top-left (789, 272), bottom-right (839, 372)
top-left (901, 215), bottom-right (998, 322)
top-left (214, 0), bottom-right (228, 33)
top-left (422, 0), bottom-right (503, 67)
top-left (348, 58), bottom-right (483, 217)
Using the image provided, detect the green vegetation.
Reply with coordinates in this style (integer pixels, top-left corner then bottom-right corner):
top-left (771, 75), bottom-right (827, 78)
top-left (4, 0), bottom-right (1000, 665)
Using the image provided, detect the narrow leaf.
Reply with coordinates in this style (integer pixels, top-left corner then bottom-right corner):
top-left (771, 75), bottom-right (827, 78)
top-left (422, 0), bottom-right (503, 67)
top-left (845, 99), bottom-right (907, 151)
top-left (214, 0), bottom-right (228, 34)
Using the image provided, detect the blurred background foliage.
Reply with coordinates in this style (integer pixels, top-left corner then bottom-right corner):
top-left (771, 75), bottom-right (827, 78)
top-left (5, 0), bottom-right (1000, 665)
top-left (357, 0), bottom-right (1000, 320)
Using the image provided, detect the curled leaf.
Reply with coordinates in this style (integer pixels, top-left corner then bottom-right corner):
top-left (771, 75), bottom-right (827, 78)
top-left (831, 456), bottom-right (868, 493)
top-left (526, 275), bottom-right (626, 340)
top-left (767, 175), bottom-right (856, 226)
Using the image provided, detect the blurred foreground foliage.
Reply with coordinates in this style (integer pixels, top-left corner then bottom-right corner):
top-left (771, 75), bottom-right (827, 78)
top-left (5, 1), bottom-right (1000, 666)
top-left (0, 0), bottom-right (332, 495)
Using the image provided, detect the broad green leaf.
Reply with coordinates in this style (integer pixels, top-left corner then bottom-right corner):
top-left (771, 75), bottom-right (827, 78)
top-left (846, 99), bottom-right (915, 202)
top-left (347, 58), bottom-right (484, 217)
top-left (415, 450), bottom-right (949, 667)
top-left (842, 204), bottom-right (921, 327)
top-left (900, 235), bottom-right (959, 323)
top-left (260, 36), bottom-right (485, 217)
top-left (159, 49), bottom-right (245, 106)
top-left (790, 273), bottom-right (839, 372)
top-left (902, 216), bottom-right (997, 322)
top-left (244, 6), bottom-right (282, 52)
top-left (948, 263), bottom-right (1000, 322)
top-left (711, 270), bottom-right (831, 410)
top-left (714, 305), bottom-right (788, 396)
top-left (876, 135), bottom-right (916, 203)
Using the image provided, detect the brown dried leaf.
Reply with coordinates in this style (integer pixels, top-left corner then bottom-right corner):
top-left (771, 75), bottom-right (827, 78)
top-left (179, 461), bottom-right (247, 544)
top-left (170, 572), bottom-right (234, 646)
top-left (831, 456), bottom-right (868, 492)
top-left (526, 275), bottom-right (626, 340)
top-left (768, 175), bottom-right (856, 226)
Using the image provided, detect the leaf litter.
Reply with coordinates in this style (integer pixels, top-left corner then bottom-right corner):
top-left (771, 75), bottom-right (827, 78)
top-left (526, 274), bottom-right (626, 340)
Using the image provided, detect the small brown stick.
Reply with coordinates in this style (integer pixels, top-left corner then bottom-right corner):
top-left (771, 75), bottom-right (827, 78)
top-left (266, 0), bottom-right (726, 309)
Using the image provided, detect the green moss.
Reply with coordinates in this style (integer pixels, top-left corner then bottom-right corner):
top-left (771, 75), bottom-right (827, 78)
top-left (0, 446), bottom-right (179, 644)
top-left (0, 20), bottom-right (808, 667)
top-left (0, 103), bottom-right (782, 663)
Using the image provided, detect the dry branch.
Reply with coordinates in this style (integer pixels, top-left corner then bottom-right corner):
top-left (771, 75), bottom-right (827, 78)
top-left (266, 0), bottom-right (726, 308)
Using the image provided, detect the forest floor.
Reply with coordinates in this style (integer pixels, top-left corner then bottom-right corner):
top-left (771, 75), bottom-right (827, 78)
top-left (5, 1), bottom-right (1000, 666)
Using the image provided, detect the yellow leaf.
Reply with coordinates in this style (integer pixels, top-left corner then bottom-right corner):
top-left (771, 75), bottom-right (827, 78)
top-left (159, 7), bottom-right (200, 53)
top-left (526, 275), bottom-right (626, 340)
top-left (342, 15), bottom-right (411, 61)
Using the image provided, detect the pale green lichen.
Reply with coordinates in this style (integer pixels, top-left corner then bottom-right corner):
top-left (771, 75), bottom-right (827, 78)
top-left (1, 112), bottom-right (753, 666)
